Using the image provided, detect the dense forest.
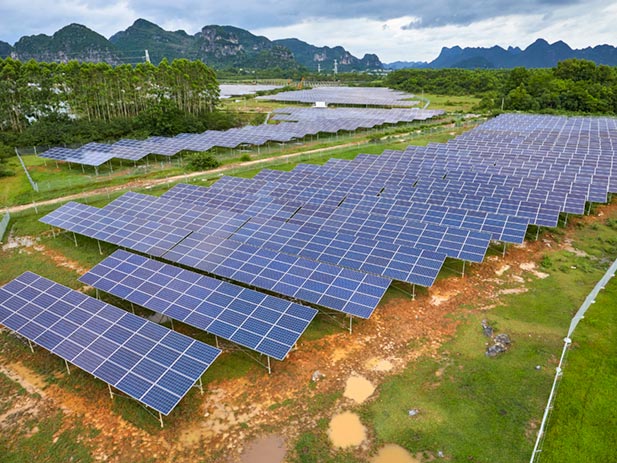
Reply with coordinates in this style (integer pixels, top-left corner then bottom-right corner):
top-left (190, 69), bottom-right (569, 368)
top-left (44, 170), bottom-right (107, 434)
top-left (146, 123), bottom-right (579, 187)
top-left (0, 58), bottom-right (239, 149)
top-left (385, 59), bottom-right (617, 114)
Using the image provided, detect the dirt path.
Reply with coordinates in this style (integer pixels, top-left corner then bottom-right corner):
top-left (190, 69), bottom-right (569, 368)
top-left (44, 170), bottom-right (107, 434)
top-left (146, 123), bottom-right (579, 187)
top-left (7, 141), bottom-right (362, 214)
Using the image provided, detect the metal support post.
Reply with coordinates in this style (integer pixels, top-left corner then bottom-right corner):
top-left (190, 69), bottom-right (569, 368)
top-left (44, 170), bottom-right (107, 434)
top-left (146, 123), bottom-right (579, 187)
top-left (462, 261), bottom-right (466, 277)
top-left (215, 336), bottom-right (219, 349)
top-left (159, 412), bottom-right (164, 428)
top-left (197, 377), bottom-right (204, 395)
top-left (564, 213), bottom-right (568, 227)
top-left (535, 226), bottom-right (541, 241)
top-left (65, 360), bottom-right (71, 375)
top-left (170, 318), bottom-right (174, 330)
top-left (51, 227), bottom-right (56, 239)
top-left (27, 339), bottom-right (34, 353)
top-left (267, 356), bottom-right (271, 375)
top-left (349, 316), bottom-right (353, 334)
top-left (503, 242), bottom-right (507, 258)
top-left (97, 240), bottom-right (103, 255)
top-left (73, 232), bottom-right (78, 247)
top-left (95, 288), bottom-right (100, 299)
top-left (108, 384), bottom-right (114, 400)
top-left (130, 302), bottom-right (135, 314)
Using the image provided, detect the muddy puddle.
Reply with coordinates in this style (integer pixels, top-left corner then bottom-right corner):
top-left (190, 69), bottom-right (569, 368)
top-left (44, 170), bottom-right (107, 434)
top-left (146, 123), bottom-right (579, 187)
top-left (343, 375), bottom-right (375, 404)
top-left (328, 411), bottom-right (366, 448)
top-left (371, 444), bottom-right (420, 463)
top-left (239, 434), bottom-right (286, 463)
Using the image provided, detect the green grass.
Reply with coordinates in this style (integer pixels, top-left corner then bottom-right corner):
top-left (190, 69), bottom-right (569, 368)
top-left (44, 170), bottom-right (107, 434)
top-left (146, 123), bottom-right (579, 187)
top-left (422, 93), bottom-right (482, 113)
top-left (0, 411), bottom-right (94, 463)
top-left (538, 274), bottom-right (617, 462)
top-left (361, 215), bottom-right (617, 463)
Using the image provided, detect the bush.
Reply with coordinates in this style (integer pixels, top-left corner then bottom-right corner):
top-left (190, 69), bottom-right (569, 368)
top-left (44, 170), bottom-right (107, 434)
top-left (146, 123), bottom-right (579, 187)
top-left (186, 152), bottom-right (221, 171)
top-left (239, 154), bottom-right (251, 162)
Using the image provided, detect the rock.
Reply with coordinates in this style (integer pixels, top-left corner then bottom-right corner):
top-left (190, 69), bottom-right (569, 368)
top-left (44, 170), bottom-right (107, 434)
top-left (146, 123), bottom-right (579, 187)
top-left (486, 343), bottom-right (507, 357)
top-left (408, 408), bottom-right (420, 417)
top-left (535, 365), bottom-right (542, 370)
top-left (486, 333), bottom-right (512, 357)
top-left (481, 319), bottom-right (493, 337)
top-left (311, 370), bottom-right (325, 382)
top-left (437, 450), bottom-right (445, 458)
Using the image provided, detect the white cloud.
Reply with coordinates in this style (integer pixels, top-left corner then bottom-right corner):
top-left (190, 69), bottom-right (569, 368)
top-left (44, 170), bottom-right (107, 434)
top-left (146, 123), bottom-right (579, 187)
top-left (0, 0), bottom-right (615, 62)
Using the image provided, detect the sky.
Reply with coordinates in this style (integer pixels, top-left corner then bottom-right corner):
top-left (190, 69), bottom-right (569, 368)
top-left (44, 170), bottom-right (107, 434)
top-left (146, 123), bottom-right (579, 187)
top-left (1, 0), bottom-right (616, 62)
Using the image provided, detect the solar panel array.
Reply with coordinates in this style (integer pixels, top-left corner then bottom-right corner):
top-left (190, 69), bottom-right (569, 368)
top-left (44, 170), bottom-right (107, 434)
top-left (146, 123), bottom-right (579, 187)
top-left (79, 250), bottom-right (317, 360)
top-left (41, 201), bottom-right (391, 319)
top-left (0, 272), bottom-right (221, 416)
top-left (39, 104), bottom-right (443, 166)
top-left (257, 86), bottom-right (420, 106)
top-left (220, 84), bottom-right (284, 99)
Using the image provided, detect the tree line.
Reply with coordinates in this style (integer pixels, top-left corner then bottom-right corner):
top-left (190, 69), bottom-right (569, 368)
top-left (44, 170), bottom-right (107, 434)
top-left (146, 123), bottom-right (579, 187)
top-left (385, 59), bottom-right (617, 114)
top-left (0, 58), bottom-right (240, 148)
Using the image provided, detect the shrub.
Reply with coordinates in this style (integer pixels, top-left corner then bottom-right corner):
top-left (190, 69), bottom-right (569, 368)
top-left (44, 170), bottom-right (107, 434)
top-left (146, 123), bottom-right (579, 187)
top-left (186, 152), bottom-right (220, 171)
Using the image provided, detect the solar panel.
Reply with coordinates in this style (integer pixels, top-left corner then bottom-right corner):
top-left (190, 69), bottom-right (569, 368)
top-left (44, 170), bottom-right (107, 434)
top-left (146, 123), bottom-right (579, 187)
top-left (0, 272), bottom-right (220, 416)
top-left (163, 232), bottom-right (391, 318)
top-left (40, 202), bottom-right (192, 257)
top-left (79, 250), bottom-right (317, 360)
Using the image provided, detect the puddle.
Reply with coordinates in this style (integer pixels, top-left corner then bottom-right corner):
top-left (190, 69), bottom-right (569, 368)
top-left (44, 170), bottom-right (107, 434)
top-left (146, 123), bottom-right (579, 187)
top-left (371, 444), bottom-right (421, 463)
top-left (343, 375), bottom-right (375, 404)
top-left (239, 434), bottom-right (286, 463)
top-left (365, 357), bottom-right (394, 372)
top-left (328, 411), bottom-right (366, 448)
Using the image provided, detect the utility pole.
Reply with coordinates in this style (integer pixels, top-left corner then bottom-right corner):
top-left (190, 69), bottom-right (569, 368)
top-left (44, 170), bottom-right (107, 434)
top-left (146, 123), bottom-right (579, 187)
top-left (333, 59), bottom-right (338, 75)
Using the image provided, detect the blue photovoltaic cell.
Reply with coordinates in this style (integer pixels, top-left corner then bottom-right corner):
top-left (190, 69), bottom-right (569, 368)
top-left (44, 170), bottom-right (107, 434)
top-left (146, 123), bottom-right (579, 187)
top-left (163, 233), bottom-right (391, 318)
top-left (40, 202), bottom-right (192, 257)
top-left (79, 250), bottom-right (317, 360)
top-left (0, 272), bottom-right (221, 416)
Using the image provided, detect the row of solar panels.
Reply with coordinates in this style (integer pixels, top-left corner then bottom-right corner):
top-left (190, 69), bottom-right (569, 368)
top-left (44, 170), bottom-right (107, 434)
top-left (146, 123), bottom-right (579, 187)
top-left (39, 107), bottom-right (443, 167)
top-left (257, 86), bottom-right (419, 107)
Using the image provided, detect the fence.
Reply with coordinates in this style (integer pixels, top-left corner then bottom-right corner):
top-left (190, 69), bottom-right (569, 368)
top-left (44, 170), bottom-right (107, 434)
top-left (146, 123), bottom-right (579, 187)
top-left (0, 210), bottom-right (10, 243)
top-left (529, 257), bottom-right (617, 462)
top-left (14, 148), bottom-right (39, 192)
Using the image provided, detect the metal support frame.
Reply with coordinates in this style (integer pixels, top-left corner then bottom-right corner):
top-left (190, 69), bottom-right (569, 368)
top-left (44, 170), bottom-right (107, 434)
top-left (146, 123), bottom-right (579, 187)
top-left (97, 240), bottom-right (103, 255)
top-left (195, 377), bottom-right (204, 395)
top-left (502, 242), bottom-right (507, 258)
top-left (27, 339), bottom-right (34, 353)
top-left (535, 226), bottom-right (541, 241)
top-left (461, 261), bottom-right (466, 278)
top-left (64, 359), bottom-right (71, 375)
top-left (348, 315), bottom-right (353, 334)
top-left (108, 384), bottom-right (114, 400)
top-left (563, 213), bottom-right (569, 227)
top-left (159, 412), bottom-right (164, 428)
top-left (73, 232), bottom-right (78, 247)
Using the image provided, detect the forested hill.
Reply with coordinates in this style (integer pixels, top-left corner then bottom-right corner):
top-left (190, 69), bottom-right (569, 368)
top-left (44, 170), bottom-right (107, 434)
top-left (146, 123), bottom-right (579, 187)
top-left (2, 19), bottom-right (383, 72)
top-left (387, 39), bottom-right (617, 69)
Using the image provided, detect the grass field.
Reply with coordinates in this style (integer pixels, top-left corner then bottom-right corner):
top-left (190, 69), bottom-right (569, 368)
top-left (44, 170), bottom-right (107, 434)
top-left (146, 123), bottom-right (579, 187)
top-left (538, 259), bottom-right (617, 462)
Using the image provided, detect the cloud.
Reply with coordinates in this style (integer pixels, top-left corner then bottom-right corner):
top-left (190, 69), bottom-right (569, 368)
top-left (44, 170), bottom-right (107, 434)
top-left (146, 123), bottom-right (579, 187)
top-left (0, 0), bottom-right (615, 62)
